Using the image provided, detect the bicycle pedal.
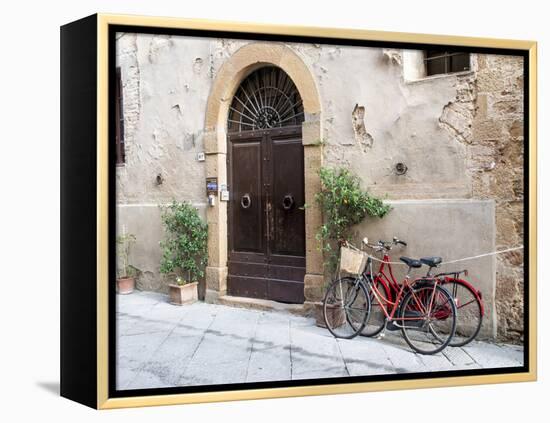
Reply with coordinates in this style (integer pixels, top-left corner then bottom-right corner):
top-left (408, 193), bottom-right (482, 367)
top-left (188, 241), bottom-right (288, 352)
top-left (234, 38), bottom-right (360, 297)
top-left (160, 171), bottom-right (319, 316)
top-left (386, 321), bottom-right (400, 331)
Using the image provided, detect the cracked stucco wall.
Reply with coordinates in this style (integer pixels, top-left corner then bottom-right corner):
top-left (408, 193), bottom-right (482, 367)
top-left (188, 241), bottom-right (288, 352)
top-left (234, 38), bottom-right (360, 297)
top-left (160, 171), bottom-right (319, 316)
top-left (309, 45), bottom-right (471, 199)
top-left (115, 33), bottom-right (212, 294)
top-left (115, 34), bottom-right (524, 341)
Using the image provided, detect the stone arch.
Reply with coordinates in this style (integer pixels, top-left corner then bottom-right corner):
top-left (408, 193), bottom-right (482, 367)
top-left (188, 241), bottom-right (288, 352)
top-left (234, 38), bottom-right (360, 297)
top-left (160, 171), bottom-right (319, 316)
top-left (203, 42), bottom-right (324, 307)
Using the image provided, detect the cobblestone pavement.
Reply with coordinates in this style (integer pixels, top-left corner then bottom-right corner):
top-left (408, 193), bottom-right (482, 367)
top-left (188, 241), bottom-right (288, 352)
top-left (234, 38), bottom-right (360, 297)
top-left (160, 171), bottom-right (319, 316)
top-left (116, 291), bottom-right (524, 390)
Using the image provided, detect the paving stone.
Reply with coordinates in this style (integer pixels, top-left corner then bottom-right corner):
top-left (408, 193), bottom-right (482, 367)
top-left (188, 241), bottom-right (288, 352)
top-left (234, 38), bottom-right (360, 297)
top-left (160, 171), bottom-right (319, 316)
top-left (463, 341), bottom-right (524, 368)
top-left (180, 360), bottom-right (249, 386)
top-left (372, 333), bottom-right (426, 373)
top-left (116, 301), bottom-right (157, 318)
top-left (171, 303), bottom-right (219, 336)
top-left (116, 366), bottom-right (142, 390)
top-left (115, 291), bottom-right (524, 388)
top-left (116, 292), bottom-right (161, 315)
top-left (442, 346), bottom-right (480, 369)
top-left (121, 314), bottom-right (177, 336)
top-left (289, 318), bottom-right (348, 379)
top-left (132, 333), bottom-right (205, 388)
top-left (416, 350), bottom-right (454, 371)
top-left (496, 343), bottom-right (525, 364)
top-left (116, 313), bottom-right (141, 334)
top-left (117, 332), bottom-right (169, 371)
top-left (128, 364), bottom-right (178, 390)
top-left (145, 301), bottom-right (191, 320)
top-left (118, 291), bottom-right (164, 305)
top-left (292, 366), bottom-right (349, 380)
top-left (246, 313), bottom-right (292, 383)
top-left (336, 337), bottom-right (395, 376)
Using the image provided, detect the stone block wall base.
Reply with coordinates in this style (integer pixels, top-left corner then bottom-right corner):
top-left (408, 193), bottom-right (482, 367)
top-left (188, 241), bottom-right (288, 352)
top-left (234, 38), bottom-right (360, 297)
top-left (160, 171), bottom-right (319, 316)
top-left (205, 266), bottom-right (228, 292)
top-left (304, 273), bottom-right (325, 303)
top-left (217, 295), bottom-right (306, 316)
top-left (303, 301), bottom-right (320, 317)
top-left (204, 288), bottom-right (225, 304)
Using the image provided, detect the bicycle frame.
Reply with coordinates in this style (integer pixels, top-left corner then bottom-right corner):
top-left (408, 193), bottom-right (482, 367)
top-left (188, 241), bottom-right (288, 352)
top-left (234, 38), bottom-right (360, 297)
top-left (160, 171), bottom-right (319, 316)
top-left (369, 253), bottom-right (399, 302)
top-left (362, 257), bottom-right (442, 327)
top-left (362, 252), bottom-right (421, 309)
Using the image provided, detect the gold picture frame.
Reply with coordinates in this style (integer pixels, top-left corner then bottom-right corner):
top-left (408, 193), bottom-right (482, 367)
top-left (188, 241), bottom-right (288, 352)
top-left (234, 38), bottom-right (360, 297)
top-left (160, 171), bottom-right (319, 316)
top-left (60, 13), bottom-right (537, 409)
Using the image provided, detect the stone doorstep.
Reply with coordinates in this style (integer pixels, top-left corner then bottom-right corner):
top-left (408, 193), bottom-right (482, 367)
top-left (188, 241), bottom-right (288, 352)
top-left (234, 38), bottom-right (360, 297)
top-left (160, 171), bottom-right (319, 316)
top-left (214, 294), bottom-right (314, 317)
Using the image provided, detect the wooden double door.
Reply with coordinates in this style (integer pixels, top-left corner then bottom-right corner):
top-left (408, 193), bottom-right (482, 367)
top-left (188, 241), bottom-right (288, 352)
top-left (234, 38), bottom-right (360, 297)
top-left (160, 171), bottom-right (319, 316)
top-left (227, 126), bottom-right (306, 304)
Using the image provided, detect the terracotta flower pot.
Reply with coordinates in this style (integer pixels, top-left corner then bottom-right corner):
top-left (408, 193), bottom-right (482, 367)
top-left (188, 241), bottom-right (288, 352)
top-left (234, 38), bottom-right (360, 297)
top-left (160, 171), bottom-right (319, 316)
top-left (116, 277), bottom-right (135, 294)
top-left (169, 282), bottom-right (198, 305)
top-left (314, 301), bottom-right (346, 328)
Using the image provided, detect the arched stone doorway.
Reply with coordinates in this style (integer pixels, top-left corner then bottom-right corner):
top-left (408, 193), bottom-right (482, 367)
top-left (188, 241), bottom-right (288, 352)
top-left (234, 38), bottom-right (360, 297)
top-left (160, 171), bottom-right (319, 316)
top-left (227, 66), bottom-right (306, 303)
top-left (203, 42), bottom-right (324, 308)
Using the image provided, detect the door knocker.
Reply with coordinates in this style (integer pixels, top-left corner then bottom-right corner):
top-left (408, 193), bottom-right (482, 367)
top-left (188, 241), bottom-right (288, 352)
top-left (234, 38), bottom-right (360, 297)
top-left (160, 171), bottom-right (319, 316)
top-left (282, 194), bottom-right (295, 211)
top-left (240, 193), bottom-right (251, 209)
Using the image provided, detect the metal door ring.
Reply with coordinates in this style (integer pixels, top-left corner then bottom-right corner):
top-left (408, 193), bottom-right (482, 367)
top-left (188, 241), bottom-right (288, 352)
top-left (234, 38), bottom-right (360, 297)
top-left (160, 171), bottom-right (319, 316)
top-left (241, 193), bottom-right (251, 209)
top-left (282, 194), bottom-right (295, 211)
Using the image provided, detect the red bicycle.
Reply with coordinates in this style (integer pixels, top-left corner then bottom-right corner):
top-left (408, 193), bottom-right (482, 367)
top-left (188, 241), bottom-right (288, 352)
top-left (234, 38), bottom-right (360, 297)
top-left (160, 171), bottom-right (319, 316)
top-left (359, 238), bottom-right (484, 347)
top-left (323, 238), bottom-right (457, 355)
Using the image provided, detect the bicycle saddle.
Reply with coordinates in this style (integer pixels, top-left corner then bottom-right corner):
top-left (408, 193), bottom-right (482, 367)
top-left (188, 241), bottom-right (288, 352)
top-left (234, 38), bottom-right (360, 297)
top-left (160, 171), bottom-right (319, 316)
top-left (420, 256), bottom-right (442, 267)
top-left (400, 257), bottom-right (422, 268)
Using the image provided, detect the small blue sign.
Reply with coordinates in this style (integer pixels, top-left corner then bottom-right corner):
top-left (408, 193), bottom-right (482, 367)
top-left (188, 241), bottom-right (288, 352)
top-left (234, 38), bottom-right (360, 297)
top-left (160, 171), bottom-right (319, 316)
top-left (206, 177), bottom-right (218, 195)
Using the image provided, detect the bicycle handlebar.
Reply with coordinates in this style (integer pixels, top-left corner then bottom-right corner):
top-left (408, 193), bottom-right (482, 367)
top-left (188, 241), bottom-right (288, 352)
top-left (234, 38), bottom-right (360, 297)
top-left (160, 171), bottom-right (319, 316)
top-left (361, 236), bottom-right (407, 252)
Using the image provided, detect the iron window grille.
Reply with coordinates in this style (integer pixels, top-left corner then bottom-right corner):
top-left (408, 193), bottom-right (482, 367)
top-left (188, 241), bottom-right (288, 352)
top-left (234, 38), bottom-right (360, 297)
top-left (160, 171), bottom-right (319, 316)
top-left (228, 66), bottom-right (304, 133)
top-left (425, 51), bottom-right (470, 76)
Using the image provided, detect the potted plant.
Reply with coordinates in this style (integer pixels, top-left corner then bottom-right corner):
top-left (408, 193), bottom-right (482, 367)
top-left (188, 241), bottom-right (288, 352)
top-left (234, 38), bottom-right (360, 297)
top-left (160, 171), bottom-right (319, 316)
top-left (116, 233), bottom-right (137, 294)
top-left (313, 167), bottom-right (390, 327)
top-left (159, 201), bottom-right (208, 305)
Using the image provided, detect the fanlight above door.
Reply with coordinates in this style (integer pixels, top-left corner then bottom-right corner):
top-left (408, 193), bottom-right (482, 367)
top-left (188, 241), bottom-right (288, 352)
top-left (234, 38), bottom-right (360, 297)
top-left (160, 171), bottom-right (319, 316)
top-left (228, 66), bottom-right (304, 133)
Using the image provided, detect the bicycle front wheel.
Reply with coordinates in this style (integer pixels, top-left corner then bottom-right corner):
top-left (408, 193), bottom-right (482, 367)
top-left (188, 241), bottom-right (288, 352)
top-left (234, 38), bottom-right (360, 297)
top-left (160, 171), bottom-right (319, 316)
top-left (323, 277), bottom-right (371, 339)
top-left (400, 285), bottom-right (457, 355)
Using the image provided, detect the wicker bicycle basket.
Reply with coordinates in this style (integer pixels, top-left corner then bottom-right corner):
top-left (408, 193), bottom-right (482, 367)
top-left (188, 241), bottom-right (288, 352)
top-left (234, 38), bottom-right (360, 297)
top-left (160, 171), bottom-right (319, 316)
top-left (339, 245), bottom-right (367, 275)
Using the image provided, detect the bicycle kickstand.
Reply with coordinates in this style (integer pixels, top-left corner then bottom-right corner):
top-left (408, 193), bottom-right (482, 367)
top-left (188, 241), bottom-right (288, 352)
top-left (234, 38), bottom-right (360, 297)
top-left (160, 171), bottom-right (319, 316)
top-left (376, 321), bottom-right (389, 340)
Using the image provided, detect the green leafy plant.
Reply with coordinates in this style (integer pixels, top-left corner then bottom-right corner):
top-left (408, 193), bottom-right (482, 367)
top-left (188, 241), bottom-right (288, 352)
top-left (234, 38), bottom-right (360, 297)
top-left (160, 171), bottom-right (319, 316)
top-left (159, 201), bottom-right (208, 284)
top-left (116, 233), bottom-right (137, 279)
top-left (315, 167), bottom-right (390, 272)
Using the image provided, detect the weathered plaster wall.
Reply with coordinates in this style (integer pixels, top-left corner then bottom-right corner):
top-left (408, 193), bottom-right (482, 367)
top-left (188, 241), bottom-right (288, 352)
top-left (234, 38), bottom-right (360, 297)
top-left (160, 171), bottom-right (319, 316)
top-left (354, 200), bottom-right (496, 339)
top-left (116, 33), bottom-right (212, 205)
top-left (308, 45), bottom-right (471, 199)
top-left (116, 33), bottom-right (212, 294)
top-left (115, 34), bottom-right (523, 340)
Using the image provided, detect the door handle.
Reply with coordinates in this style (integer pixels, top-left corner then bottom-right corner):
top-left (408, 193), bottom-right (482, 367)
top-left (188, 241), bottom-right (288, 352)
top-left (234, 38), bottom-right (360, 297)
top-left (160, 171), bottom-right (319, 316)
top-left (265, 201), bottom-right (272, 241)
top-left (282, 194), bottom-right (295, 211)
top-left (240, 193), bottom-right (251, 209)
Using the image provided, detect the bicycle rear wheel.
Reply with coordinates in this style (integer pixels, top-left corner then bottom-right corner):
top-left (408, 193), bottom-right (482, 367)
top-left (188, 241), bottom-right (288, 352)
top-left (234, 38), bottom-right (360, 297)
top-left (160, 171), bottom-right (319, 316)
top-left (440, 280), bottom-right (483, 347)
top-left (400, 285), bottom-right (457, 355)
top-left (323, 277), bottom-right (371, 339)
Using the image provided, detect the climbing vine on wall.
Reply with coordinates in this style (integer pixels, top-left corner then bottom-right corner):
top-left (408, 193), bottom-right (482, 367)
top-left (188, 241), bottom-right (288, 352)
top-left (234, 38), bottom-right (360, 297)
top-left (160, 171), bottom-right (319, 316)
top-left (315, 167), bottom-right (391, 272)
